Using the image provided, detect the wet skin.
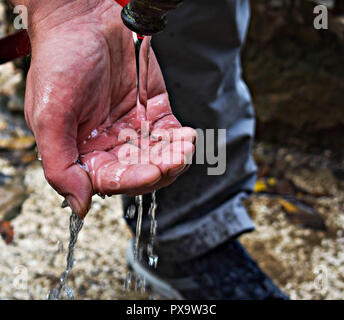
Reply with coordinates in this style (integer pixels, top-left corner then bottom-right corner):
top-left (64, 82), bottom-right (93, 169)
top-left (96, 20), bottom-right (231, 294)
top-left (20, 0), bottom-right (196, 217)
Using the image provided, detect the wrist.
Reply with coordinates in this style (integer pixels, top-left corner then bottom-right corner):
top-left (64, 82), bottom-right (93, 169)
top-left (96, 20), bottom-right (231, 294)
top-left (10, 1), bottom-right (117, 38)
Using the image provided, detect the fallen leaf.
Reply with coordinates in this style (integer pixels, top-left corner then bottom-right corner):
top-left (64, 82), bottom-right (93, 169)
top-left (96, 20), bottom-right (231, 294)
top-left (0, 220), bottom-right (14, 244)
top-left (254, 177), bottom-right (278, 193)
top-left (278, 198), bottom-right (298, 213)
top-left (254, 180), bottom-right (268, 193)
top-left (277, 197), bottom-right (326, 231)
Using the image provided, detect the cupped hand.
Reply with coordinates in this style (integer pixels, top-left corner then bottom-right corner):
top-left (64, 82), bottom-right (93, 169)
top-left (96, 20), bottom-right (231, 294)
top-left (24, 1), bottom-right (196, 217)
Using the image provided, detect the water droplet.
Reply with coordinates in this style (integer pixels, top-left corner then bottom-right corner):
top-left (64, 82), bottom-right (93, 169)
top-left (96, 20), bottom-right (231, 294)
top-left (47, 288), bottom-right (59, 300)
top-left (123, 271), bottom-right (132, 293)
top-left (125, 204), bottom-right (136, 219)
top-left (91, 129), bottom-right (98, 138)
top-left (64, 286), bottom-right (75, 300)
top-left (148, 254), bottom-right (159, 269)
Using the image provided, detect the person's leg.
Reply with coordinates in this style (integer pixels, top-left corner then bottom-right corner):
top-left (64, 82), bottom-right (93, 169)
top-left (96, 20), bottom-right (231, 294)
top-left (124, 0), bottom-right (289, 299)
top-left (124, 0), bottom-right (255, 262)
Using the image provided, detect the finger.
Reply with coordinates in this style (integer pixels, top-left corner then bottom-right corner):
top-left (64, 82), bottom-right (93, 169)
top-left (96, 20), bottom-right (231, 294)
top-left (82, 150), bottom-right (162, 195)
top-left (125, 176), bottom-right (177, 196)
top-left (151, 126), bottom-right (197, 144)
top-left (126, 163), bottom-right (191, 196)
top-left (149, 139), bottom-right (195, 176)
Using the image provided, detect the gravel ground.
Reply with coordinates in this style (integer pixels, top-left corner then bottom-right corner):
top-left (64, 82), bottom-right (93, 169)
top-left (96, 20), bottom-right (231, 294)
top-left (0, 161), bottom-right (147, 300)
top-left (0, 144), bottom-right (343, 300)
top-left (241, 145), bottom-right (344, 300)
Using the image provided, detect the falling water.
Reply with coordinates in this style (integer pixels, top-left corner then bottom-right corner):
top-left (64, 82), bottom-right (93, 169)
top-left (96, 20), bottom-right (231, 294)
top-left (134, 195), bottom-right (144, 261)
top-left (123, 33), bottom-right (159, 294)
top-left (132, 31), bottom-right (151, 265)
top-left (47, 212), bottom-right (84, 300)
top-left (123, 194), bottom-right (145, 293)
top-left (147, 191), bottom-right (158, 268)
top-left (133, 33), bottom-right (151, 110)
top-left (123, 192), bottom-right (158, 294)
top-left (125, 204), bottom-right (136, 219)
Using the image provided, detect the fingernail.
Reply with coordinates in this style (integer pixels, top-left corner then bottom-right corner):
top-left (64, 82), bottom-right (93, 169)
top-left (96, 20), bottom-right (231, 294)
top-left (146, 176), bottom-right (162, 187)
top-left (61, 199), bottom-right (69, 208)
top-left (167, 165), bottom-right (186, 177)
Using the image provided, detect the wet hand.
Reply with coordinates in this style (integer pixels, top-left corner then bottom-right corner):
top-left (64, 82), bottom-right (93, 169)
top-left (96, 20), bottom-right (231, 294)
top-left (24, 1), bottom-right (196, 217)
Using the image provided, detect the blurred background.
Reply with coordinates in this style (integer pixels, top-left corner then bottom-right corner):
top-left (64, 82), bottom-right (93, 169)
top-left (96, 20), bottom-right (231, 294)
top-left (0, 0), bottom-right (344, 299)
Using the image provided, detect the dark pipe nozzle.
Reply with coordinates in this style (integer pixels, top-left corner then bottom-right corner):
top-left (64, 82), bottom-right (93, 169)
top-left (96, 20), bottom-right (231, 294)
top-left (121, 0), bottom-right (183, 35)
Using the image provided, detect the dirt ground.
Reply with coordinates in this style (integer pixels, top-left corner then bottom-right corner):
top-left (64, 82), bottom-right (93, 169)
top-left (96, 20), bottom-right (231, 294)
top-left (0, 161), bottom-right (141, 300)
top-left (0, 142), bottom-right (344, 300)
top-left (241, 144), bottom-right (344, 300)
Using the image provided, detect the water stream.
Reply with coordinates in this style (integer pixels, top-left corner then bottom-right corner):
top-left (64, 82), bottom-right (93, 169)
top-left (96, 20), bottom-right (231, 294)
top-left (123, 33), bottom-right (159, 294)
top-left (134, 195), bottom-right (144, 261)
top-left (47, 211), bottom-right (84, 300)
top-left (147, 191), bottom-right (158, 268)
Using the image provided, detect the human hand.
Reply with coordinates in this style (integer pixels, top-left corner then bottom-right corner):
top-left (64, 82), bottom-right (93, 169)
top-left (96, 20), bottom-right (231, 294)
top-left (22, 0), bottom-right (196, 217)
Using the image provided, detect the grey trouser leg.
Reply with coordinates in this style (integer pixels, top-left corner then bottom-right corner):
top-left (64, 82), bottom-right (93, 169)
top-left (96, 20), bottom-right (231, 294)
top-left (123, 0), bottom-right (256, 262)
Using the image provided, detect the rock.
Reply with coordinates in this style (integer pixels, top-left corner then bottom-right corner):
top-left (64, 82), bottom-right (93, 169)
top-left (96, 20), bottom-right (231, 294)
top-left (0, 62), bottom-right (22, 96)
top-left (243, 0), bottom-right (344, 150)
top-left (0, 136), bottom-right (35, 150)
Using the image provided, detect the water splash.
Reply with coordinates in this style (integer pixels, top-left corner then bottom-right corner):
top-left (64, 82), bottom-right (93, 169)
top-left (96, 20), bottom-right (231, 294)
top-left (123, 192), bottom-right (158, 294)
top-left (126, 204), bottom-right (136, 219)
top-left (47, 212), bottom-right (84, 300)
top-left (123, 270), bottom-right (132, 293)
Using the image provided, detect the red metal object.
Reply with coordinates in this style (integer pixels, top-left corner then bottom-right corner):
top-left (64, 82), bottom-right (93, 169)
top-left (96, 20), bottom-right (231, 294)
top-left (116, 0), bottom-right (130, 7)
top-left (0, 0), bottom-right (130, 64)
top-left (0, 29), bottom-right (31, 64)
